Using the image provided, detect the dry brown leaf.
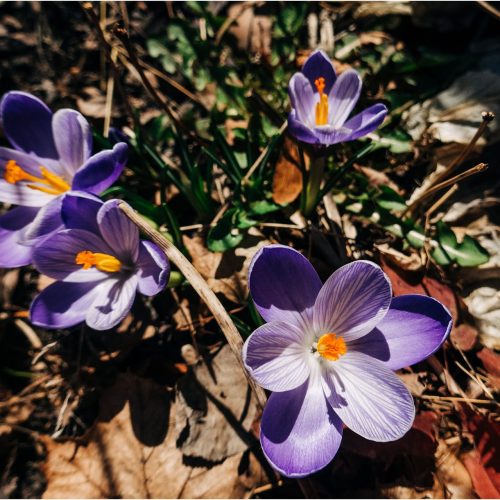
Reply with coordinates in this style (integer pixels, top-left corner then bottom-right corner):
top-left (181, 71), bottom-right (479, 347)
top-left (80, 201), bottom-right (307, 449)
top-left (353, 164), bottom-right (402, 193)
top-left (477, 348), bottom-right (500, 391)
top-left (450, 323), bottom-right (478, 352)
top-left (176, 345), bottom-right (258, 463)
top-left (435, 440), bottom-right (474, 499)
top-left (183, 228), bottom-right (270, 304)
top-left (272, 137), bottom-right (304, 205)
top-left (42, 373), bottom-right (265, 499)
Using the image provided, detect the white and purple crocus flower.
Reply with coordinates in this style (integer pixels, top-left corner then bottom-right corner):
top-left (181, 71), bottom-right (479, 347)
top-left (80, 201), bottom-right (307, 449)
top-left (0, 91), bottom-right (127, 267)
top-left (29, 193), bottom-right (169, 331)
top-left (243, 245), bottom-right (452, 477)
top-left (288, 50), bottom-right (388, 145)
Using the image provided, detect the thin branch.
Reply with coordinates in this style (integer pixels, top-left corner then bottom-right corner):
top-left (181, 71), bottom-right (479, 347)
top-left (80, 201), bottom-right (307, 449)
top-left (118, 203), bottom-right (267, 410)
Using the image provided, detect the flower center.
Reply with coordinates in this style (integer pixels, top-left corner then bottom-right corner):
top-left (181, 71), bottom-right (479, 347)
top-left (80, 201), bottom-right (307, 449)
top-left (316, 333), bottom-right (346, 361)
top-left (314, 77), bottom-right (329, 126)
top-left (4, 160), bottom-right (70, 195)
top-left (75, 250), bottom-right (122, 273)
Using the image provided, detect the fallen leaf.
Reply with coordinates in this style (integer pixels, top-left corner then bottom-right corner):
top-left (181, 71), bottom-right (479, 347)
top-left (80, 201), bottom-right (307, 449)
top-left (42, 373), bottom-right (266, 499)
top-left (183, 228), bottom-right (270, 304)
top-left (403, 55), bottom-right (500, 145)
top-left (380, 257), bottom-right (459, 319)
top-left (459, 405), bottom-right (500, 497)
top-left (450, 323), bottom-right (478, 352)
top-left (435, 440), bottom-right (474, 499)
top-left (272, 137), bottom-right (303, 205)
top-left (176, 345), bottom-right (258, 463)
top-left (477, 348), bottom-right (500, 390)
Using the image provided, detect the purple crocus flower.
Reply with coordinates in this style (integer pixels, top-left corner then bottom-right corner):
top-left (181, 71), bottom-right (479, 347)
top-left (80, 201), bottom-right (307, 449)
top-left (30, 193), bottom-right (169, 331)
top-left (0, 91), bottom-right (127, 267)
top-left (242, 245), bottom-right (452, 477)
top-left (288, 50), bottom-right (388, 145)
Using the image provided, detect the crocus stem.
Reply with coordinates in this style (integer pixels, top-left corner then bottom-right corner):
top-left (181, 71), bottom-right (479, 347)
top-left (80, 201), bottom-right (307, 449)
top-left (118, 203), bottom-right (268, 410)
top-left (303, 155), bottom-right (325, 217)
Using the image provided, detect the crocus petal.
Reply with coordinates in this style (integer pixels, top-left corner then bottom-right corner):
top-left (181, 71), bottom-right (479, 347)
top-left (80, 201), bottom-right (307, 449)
top-left (342, 103), bottom-right (388, 141)
top-left (287, 111), bottom-right (320, 145)
top-left (322, 351), bottom-right (415, 442)
top-left (313, 260), bottom-right (391, 342)
top-left (97, 200), bottom-right (139, 263)
top-left (301, 50), bottom-right (337, 95)
top-left (0, 206), bottom-right (38, 267)
top-left (249, 244), bottom-right (322, 330)
top-left (86, 275), bottom-right (138, 330)
top-left (20, 196), bottom-right (63, 246)
top-left (243, 321), bottom-right (312, 392)
top-left (311, 125), bottom-right (354, 146)
top-left (260, 366), bottom-right (343, 477)
top-left (136, 240), bottom-right (169, 296)
top-left (0, 91), bottom-right (58, 159)
top-left (61, 191), bottom-right (103, 234)
top-left (52, 109), bottom-right (92, 177)
top-left (30, 281), bottom-right (100, 329)
top-left (71, 142), bottom-right (127, 195)
top-left (329, 69), bottom-right (362, 128)
top-left (32, 228), bottom-right (111, 282)
top-left (289, 73), bottom-right (315, 127)
top-left (349, 295), bottom-right (452, 370)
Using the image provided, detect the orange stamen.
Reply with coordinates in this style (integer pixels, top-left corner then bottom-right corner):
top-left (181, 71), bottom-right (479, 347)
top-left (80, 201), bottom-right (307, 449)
top-left (4, 160), bottom-right (70, 195)
top-left (75, 250), bottom-right (121, 273)
top-left (316, 333), bottom-right (347, 361)
top-left (314, 77), bottom-right (329, 126)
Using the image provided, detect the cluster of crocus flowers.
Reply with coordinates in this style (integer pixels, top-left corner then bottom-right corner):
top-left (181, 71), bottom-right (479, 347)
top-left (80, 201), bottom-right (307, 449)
top-left (288, 50), bottom-right (388, 145)
top-left (243, 245), bottom-right (452, 477)
top-left (30, 193), bottom-right (169, 330)
top-left (0, 91), bottom-right (128, 267)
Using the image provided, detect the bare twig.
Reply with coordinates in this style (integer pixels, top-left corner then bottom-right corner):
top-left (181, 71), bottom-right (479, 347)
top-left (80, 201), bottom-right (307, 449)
top-left (118, 203), bottom-right (267, 410)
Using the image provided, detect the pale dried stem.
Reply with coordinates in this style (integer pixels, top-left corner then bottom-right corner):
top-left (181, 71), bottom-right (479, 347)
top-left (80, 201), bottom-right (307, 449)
top-left (408, 112), bottom-right (494, 212)
top-left (118, 203), bottom-right (267, 410)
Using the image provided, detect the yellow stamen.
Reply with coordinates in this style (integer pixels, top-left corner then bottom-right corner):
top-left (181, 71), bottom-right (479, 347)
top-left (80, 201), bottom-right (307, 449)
top-left (317, 333), bottom-right (346, 361)
top-left (4, 160), bottom-right (70, 195)
top-left (314, 77), bottom-right (329, 126)
top-left (75, 250), bottom-right (122, 273)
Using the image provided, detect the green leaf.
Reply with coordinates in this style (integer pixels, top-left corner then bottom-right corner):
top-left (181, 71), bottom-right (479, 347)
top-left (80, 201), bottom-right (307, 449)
top-left (433, 221), bottom-right (489, 267)
top-left (207, 208), bottom-right (244, 252)
top-left (375, 185), bottom-right (407, 212)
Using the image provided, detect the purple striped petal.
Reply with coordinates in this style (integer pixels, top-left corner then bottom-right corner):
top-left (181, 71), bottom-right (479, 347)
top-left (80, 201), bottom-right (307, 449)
top-left (136, 240), bottom-right (169, 296)
top-left (260, 367), bottom-right (343, 477)
top-left (289, 73), bottom-right (315, 128)
top-left (0, 206), bottom-right (38, 267)
top-left (32, 228), bottom-right (110, 282)
top-left (342, 103), bottom-right (388, 141)
top-left (71, 142), bottom-right (127, 195)
top-left (52, 109), bottom-right (92, 177)
top-left (349, 295), bottom-right (452, 370)
top-left (20, 196), bottom-right (63, 246)
top-left (322, 352), bottom-right (415, 442)
top-left (97, 200), bottom-right (139, 263)
top-left (61, 191), bottom-right (102, 234)
top-left (243, 321), bottom-right (311, 392)
top-left (301, 50), bottom-right (337, 95)
top-left (313, 260), bottom-right (392, 342)
top-left (249, 244), bottom-right (322, 330)
top-left (329, 69), bottom-right (362, 128)
top-left (311, 125), bottom-right (354, 146)
top-left (287, 110), bottom-right (320, 145)
top-left (0, 91), bottom-right (58, 159)
top-left (86, 275), bottom-right (138, 330)
top-left (30, 281), bottom-right (99, 329)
